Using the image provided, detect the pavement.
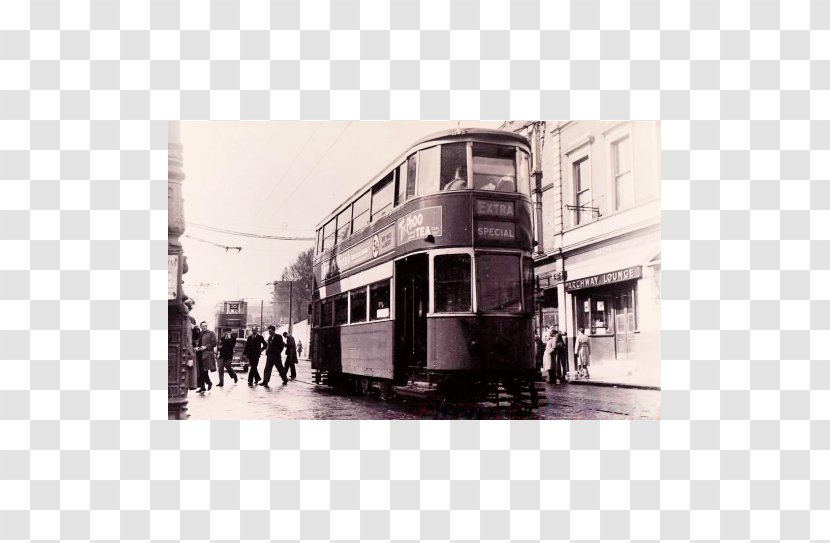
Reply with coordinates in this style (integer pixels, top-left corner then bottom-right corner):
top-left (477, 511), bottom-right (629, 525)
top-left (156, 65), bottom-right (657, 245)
top-left (185, 358), bottom-right (660, 420)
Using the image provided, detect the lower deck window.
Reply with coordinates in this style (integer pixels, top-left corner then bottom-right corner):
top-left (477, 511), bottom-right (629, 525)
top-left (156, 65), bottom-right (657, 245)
top-left (350, 288), bottom-right (367, 323)
top-left (476, 254), bottom-right (522, 312)
top-left (321, 299), bottom-right (333, 327)
top-left (334, 293), bottom-right (349, 325)
top-left (369, 280), bottom-right (391, 320)
top-left (434, 254), bottom-right (472, 312)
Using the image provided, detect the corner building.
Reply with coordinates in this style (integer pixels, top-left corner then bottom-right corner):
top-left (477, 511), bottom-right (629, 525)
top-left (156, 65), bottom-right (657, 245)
top-left (515, 121), bottom-right (661, 385)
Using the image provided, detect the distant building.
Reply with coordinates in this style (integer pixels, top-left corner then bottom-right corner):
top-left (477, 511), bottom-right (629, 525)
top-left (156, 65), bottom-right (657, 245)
top-left (517, 121), bottom-right (661, 382)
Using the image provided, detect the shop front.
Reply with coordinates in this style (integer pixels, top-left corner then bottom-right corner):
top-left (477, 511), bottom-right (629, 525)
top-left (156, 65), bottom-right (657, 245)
top-left (564, 265), bottom-right (643, 365)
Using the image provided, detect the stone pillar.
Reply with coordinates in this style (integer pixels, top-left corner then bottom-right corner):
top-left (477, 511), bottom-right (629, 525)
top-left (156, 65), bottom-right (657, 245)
top-left (168, 122), bottom-right (190, 420)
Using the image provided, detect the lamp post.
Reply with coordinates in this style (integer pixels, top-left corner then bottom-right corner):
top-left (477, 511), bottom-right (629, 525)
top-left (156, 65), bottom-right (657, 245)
top-left (168, 121), bottom-right (190, 420)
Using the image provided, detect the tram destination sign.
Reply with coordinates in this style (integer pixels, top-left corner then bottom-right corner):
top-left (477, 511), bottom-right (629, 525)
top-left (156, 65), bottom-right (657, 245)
top-left (563, 266), bottom-right (642, 292)
top-left (397, 206), bottom-right (442, 245)
top-left (476, 199), bottom-right (515, 218)
top-left (476, 220), bottom-right (516, 241)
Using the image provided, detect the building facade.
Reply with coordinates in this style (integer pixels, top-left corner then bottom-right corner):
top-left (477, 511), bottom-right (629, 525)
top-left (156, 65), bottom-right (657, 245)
top-left (518, 121), bottom-right (661, 384)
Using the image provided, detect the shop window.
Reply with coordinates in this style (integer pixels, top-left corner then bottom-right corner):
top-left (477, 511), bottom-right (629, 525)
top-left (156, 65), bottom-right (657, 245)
top-left (434, 254), bottom-right (472, 312)
top-left (334, 293), bottom-right (349, 325)
top-left (440, 143), bottom-right (469, 190)
top-left (472, 143), bottom-right (516, 192)
top-left (321, 298), bottom-right (333, 327)
top-left (369, 280), bottom-right (391, 320)
top-left (573, 157), bottom-right (591, 225)
top-left (371, 173), bottom-right (394, 221)
top-left (351, 191), bottom-right (371, 234)
top-left (476, 254), bottom-right (521, 312)
top-left (350, 287), bottom-right (367, 323)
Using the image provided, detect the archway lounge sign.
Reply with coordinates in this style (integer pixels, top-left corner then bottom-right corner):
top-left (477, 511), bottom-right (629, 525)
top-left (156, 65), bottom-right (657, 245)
top-left (564, 266), bottom-right (642, 292)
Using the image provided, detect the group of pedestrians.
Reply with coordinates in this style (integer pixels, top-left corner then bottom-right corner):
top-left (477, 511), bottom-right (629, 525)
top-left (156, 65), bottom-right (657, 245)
top-left (536, 325), bottom-right (592, 384)
top-left (188, 321), bottom-right (301, 393)
top-left (243, 324), bottom-right (299, 388)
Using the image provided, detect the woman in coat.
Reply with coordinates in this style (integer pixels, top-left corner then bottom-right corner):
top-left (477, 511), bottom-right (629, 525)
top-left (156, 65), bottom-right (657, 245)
top-left (575, 328), bottom-right (591, 379)
top-left (543, 327), bottom-right (558, 383)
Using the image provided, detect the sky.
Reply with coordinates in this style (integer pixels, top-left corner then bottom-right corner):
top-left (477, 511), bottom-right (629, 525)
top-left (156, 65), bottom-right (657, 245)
top-left (179, 120), bottom-right (506, 327)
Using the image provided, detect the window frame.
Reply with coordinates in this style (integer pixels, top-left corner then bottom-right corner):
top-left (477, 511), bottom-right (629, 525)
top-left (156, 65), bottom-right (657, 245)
top-left (368, 279), bottom-right (392, 321)
top-left (333, 292), bottom-right (349, 326)
top-left (349, 287), bottom-right (368, 324)
top-left (474, 251), bottom-right (524, 314)
top-left (471, 142), bottom-right (518, 193)
top-left (370, 172), bottom-right (395, 223)
top-left (430, 250), bottom-right (474, 315)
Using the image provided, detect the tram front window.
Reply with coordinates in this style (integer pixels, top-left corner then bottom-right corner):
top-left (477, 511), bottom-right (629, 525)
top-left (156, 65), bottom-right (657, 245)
top-left (476, 254), bottom-right (522, 312)
top-left (472, 143), bottom-right (516, 192)
top-left (434, 254), bottom-right (472, 313)
top-left (440, 143), bottom-right (468, 190)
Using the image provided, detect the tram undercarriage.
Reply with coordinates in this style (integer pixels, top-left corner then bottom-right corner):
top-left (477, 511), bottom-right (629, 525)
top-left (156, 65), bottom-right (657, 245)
top-left (312, 367), bottom-right (548, 415)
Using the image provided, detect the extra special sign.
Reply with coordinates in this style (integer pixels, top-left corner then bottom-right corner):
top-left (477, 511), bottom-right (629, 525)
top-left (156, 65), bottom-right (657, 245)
top-left (475, 199), bottom-right (515, 218)
top-left (397, 206), bottom-right (442, 245)
top-left (475, 220), bottom-right (516, 241)
top-left (563, 266), bottom-right (642, 292)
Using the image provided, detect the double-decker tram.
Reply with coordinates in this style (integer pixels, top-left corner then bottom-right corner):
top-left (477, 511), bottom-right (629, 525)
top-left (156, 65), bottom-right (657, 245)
top-left (310, 129), bottom-right (545, 410)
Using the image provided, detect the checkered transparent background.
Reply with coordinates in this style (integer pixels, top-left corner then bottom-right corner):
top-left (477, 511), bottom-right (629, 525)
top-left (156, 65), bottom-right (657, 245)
top-left (1, 0), bottom-right (829, 540)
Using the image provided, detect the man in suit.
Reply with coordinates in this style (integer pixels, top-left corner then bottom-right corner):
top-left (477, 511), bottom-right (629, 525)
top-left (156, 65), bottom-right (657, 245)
top-left (195, 321), bottom-right (218, 392)
top-left (216, 329), bottom-right (238, 386)
top-left (244, 325), bottom-right (267, 386)
top-left (261, 325), bottom-right (287, 387)
top-left (283, 332), bottom-right (298, 380)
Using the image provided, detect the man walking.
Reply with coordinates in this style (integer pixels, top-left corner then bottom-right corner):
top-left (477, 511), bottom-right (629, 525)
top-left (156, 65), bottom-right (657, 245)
top-left (216, 329), bottom-right (238, 386)
top-left (244, 325), bottom-right (267, 386)
top-left (283, 331), bottom-right (298, 380)
top-left (195, 321), bottom-right (217, 392)
top-left (261, 325), bottom-right (288, 387)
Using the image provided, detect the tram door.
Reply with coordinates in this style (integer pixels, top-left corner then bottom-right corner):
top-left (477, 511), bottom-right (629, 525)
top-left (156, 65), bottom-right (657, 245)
top-left (394, 254), bottom-right (429, 376)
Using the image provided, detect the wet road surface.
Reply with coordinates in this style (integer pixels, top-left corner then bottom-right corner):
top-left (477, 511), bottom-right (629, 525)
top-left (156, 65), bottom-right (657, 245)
top-left (186, 360), bottom-right (660, 420)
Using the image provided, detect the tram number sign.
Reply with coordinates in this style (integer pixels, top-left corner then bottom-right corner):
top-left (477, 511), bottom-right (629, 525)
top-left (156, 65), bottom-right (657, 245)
top-left (476, 220), bottom-right (516, 241)
top-left (397, 206), bottom-right (442, 245)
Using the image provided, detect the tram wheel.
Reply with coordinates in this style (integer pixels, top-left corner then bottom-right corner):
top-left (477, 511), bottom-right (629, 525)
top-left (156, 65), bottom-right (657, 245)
top-left (359, 378), bottom-right (370, 396)
top-left (379, 382), bottom-right (394, 401)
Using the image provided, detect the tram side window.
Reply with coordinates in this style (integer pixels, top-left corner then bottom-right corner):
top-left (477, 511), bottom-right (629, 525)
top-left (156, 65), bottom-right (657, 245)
top-left (472, 143), bottom-right (516, 192)
top-left (352, 192), bottom-right (371, 234)
top-left (371, 173), bottom-right (394, 222)
top-left (434, 254), bottom-right (472, 313)
top-left (418, 146), bottom-right (440, 195)
top-left (350, 287), bottom-right (367, 323)
top-left (476, 254), bottom-right (521, 312)
top-left (334, 293), bottom-right (349, 325)
top-left (406, 153), bottom-right (418, 200)
top-left (396, 164), bottom-right (406, 205)
top-left (316, 229), bottom-right (323, 254)
top-left (322, 218), bottom-right (336, 252)
top-left (522, 256), bottom-right (534, 313)
top-left (518, 150), bottom-right (531, 196)
top-left (313, 301), bottom-right (321, 327)
top-left (440, 142), bottom-right (469, 190)
top-left (336, 207), bottom-right (351, 244)
top-left (321, 298), bottom-right (333, 327)
top-left (369, 280), bottom-right (391, 320)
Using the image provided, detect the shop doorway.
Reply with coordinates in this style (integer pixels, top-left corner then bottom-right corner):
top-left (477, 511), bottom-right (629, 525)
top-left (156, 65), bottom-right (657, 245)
top-left (614, 291), bottom-right (636, 359)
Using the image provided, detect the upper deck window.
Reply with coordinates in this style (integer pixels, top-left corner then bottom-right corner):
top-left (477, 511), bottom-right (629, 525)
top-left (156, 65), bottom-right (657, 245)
top-left (440, 143), bottom-right (469, 191)
top-left (322, 218), bottom-right (336, 251)
top-left (336, 207), bottom-right (351, 244)
top-left (518, 150), bottom-right (531, 195)
top-left (418, 146), bottom-right (440, 195)
top-left (472, 143), bottom-right (516, 192)
top-left (351, 191), bottom-right (370, 234)
top-left (371, 172), bottom-right (394, 222)
top-left (405, 154), bottom-right (418, 201)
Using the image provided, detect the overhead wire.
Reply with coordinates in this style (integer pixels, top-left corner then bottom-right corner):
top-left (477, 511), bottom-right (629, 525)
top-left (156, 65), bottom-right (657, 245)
top-left (264, 121), bottom-right (354, 224)
top-left (252, 121), bottom-right (322, 223)
top-left (187, 222), bottom-right (315, 241)
top-left (183, 234), bottom-right (243, 252)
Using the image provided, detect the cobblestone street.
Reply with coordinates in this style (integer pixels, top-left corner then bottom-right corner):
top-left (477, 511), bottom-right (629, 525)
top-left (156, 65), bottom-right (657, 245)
top-left (186, 359), bottom-right (660, 420)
